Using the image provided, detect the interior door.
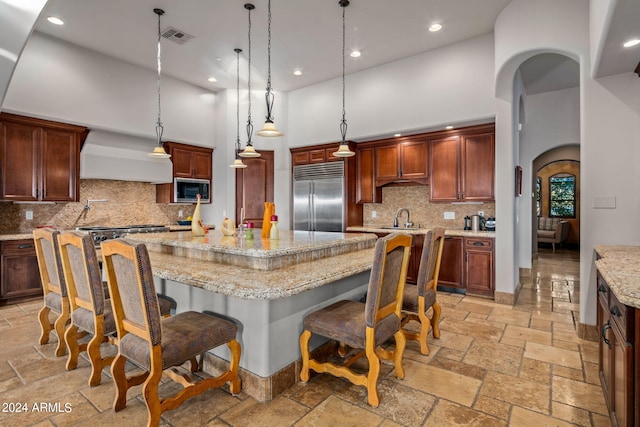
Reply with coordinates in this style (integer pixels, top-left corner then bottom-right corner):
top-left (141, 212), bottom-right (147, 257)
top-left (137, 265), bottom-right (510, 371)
top-left (235, 151), bottom-right (274, 228)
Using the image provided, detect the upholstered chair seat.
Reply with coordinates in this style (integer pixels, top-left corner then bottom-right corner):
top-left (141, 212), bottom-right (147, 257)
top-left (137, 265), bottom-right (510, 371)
top-left (101, 238), bottom-right (241, 427)
top-left (401, 228), bottom-right (445, 355)
top-left (300, 233), bottom-right (412, 407)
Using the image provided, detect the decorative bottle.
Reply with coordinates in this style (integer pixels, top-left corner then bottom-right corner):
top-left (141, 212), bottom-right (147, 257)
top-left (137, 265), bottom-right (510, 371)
top-left (269, 215), bottom-right (279, 240)
top-left (245, 222), bottom-right (254, 240)
top-left (191, 194), bottom-right (206, 236)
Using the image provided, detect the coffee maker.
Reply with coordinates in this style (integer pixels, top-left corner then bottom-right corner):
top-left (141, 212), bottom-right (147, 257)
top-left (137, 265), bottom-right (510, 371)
top-left (464, 216), bottom-right (472, 230)
top-left (485, 217), bottom-right (496, 231)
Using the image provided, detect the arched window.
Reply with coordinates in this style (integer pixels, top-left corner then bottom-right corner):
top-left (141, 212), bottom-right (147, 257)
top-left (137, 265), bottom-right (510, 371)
top-left (549, 173), bottom-right (576, 218)
top-left (536, 176), bottom-right (542, 216)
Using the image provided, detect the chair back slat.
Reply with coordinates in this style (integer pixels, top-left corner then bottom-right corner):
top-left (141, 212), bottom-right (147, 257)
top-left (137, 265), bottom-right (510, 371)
top-left (102, 239), bottom-right (162, 346)
top-left (416, 228), bottom-right (445, 297)
top-left (58, 231), bottom-right (105, 314)
top-left (365, 233), bottom-right (411, 327)
top-left (33, 228), bottom-right (67, 297)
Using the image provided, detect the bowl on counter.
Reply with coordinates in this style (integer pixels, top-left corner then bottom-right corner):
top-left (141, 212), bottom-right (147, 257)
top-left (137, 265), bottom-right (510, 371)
top-left (177, 220), bottom-right (192, 226)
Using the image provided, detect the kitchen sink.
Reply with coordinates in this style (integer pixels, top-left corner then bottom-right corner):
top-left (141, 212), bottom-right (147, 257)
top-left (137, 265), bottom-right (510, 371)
top-left (380, 226), bottom-right (421, 230)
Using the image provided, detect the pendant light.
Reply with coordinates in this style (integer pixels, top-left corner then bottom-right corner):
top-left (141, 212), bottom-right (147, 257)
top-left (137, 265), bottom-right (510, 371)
top-left (333, 0), bottom-right (355, 158)
top-left (239, 3), bottom-right (261, 158)
top-left (148, 8), bottom-right (171, 159)
top-left (230, 48), bottom-right (247, 169)
top-left (256, 0), bottom-right (284, 138)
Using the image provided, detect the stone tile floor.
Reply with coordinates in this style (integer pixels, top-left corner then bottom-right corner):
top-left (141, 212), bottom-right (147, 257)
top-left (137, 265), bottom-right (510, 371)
top-left (0, 248), bottom-right (611, 426)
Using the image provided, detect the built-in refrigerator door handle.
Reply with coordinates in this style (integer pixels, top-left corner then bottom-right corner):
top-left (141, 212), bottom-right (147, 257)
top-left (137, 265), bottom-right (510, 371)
top-left (309, 182), bottom-right (315, 231)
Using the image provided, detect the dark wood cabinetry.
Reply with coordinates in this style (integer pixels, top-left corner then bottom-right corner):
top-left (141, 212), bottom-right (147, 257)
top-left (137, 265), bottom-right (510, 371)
top-left (355, 146), bottom-right (381, 204)
top-left (0, 113), bottom-right (87, 202)
top-left (374, 138), bottom-right (428, 186)
top-left (429, 124), bottom-right (495, 202)
top-left (374, 232), bottom-right (423, 284)
top-left (156, 141), bottom-right (213, 203)
top-left (597, 272), bottom-right (634, 426)
top-left (438, 236), bottom-right (494, 297)
top-left (0, 239), bottom-right (42, 305)
top-left (291, 145), bottom-right (341, 166)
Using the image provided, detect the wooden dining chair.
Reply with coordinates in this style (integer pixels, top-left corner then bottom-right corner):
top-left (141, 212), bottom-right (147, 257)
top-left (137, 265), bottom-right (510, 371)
top-left (299, 233), bottom-right (412, 407)
top-left (401, 227), bottom-right (445, 355)
top-left (101, 238), bottom-right (241, 427)
top-left (33, 228), bottom-right (70, 357)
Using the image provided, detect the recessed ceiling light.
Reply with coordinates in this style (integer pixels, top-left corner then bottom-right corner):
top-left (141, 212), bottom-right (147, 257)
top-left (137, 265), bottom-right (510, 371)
top-left (215, 57), bottom-right (223, 61)
top-left (429, 23), bottom-right (442, 32)
top-left (293, 70), bottom-right (302, 76)
top-left (350, 50), bottom-right (361, 58)
top-left (445, 125), bottom-right (454, 130)
top-left (394, 133), bottom-right (402, 137)
top-left (47, 16), bottom-right (64, 26)
top-left (623, 38), bottom-right (640, 48)
top-left (207, 77), bottom-right (217, 83)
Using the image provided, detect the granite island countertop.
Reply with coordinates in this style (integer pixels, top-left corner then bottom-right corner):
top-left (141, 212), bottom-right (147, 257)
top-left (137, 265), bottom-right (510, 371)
top-left (346, 226), bottom-right (496, 238)
top-left (594, 245), bottom-right (640, 309)
top-left (126, 230), bottom-right (378, 300)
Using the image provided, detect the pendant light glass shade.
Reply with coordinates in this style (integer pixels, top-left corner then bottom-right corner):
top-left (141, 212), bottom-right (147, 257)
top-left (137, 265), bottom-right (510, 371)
top-left (230, 48), bottom-right (247, 169)
top-left (148, 8), bottom-right (171, 159)
top-left (239, 3), bottom-right (261, 158)
top-left (256, 0), bottom-right (283, 138)
top-left (332, 0), bottom-right (355, 158)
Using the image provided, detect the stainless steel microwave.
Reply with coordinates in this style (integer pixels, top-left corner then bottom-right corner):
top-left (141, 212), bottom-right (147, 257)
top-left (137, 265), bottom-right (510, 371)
top-left (174, 178), bottom-right (210, 203)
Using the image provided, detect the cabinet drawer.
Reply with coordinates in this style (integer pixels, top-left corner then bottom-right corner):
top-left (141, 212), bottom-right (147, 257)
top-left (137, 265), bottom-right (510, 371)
top-left (597, 273), bottom-right (609, 308)
top-left (609, 291), bottom-right (631, 342)
top-left (1, 239), bottom-right (36, 255)
top-left (465, 238), bottom-right (493, 250)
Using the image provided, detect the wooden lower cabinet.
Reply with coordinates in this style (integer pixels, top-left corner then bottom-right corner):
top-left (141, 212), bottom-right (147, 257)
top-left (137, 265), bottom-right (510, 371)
top-left (597, 272), bottom-right (635, 426)
top-left (0, 239), bottom-right (42, 305)
top-left (438, 236), bottom-right (494, 297)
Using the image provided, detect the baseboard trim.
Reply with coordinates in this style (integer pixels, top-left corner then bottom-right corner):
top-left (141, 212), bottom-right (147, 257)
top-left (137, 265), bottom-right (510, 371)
top-left (577, 322), bottom-right (598, 342)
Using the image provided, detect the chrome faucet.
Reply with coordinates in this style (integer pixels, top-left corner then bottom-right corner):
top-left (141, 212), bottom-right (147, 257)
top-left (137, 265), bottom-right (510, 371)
top-left (393, 208), bottom-right (413, 228)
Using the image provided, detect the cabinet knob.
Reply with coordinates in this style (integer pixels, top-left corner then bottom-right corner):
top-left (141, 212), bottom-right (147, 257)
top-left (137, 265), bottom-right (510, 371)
top-left (598, 284), bottom-right (607, 293)
top-left (472, 241), bottom-right (484, 246)
top-left (610, 305), bottom-right (622, 317)
top-left (18, 244), bottom-right (33, 249)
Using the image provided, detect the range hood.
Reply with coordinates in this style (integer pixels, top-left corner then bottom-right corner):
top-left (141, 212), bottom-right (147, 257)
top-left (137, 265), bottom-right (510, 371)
top-left (80, 129), bottom-right (172, 183)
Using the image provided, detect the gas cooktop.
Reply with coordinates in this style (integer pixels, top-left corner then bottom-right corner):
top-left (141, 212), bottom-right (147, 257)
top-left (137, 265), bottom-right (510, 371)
top-left (76, 224), bottom-right (170, 246)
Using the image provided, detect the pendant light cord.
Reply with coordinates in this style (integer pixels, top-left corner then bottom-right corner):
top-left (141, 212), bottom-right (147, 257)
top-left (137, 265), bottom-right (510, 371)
top-left (155, 9), bottom-right (164, 145)
top-left (235, 49), bottom-right (241, 158)
top-left (246, 4), bottom-right (254, 145)
top-left (340, 1), bottom-right (347, 144)
top-left (267, 0), bottom-right (272, 90)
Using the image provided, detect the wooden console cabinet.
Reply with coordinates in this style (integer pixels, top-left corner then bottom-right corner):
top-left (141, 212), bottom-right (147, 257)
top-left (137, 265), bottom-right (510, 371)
top-left (597, 272), bottom-right (635, 426)
top-left (0, 113), bottom-right (88, 202)
top-left (0, 239), bottom-right (42, 305)
top-left (438, 235), bottom-right (494, 297)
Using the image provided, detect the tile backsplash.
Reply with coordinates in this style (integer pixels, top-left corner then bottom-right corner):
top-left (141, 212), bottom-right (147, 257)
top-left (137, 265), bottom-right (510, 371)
top-left (363, 186), bottom-right (495, 230)
top-left (0, 179), bottom-right (193, 233)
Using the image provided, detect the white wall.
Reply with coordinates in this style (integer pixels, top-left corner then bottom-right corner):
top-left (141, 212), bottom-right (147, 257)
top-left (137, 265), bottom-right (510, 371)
top-left (3, 32), bottom-right (216, 147)
top-left (287, 33), bottom-right (496, 145)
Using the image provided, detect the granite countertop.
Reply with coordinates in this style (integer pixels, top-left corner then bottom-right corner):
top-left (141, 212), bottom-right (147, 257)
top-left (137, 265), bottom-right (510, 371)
top-left (594, 245), bottom-right (640, 309)
top-left (346, 226), bottom-right (496, 238)
top-left (0, 233), bottom-right (34, 241)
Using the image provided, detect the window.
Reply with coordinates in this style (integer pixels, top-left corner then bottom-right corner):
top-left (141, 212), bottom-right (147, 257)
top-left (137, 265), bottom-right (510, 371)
top-left (549, 174), bottom-right (575, 218)
top-left (536, 177), bottom-right (541, 217)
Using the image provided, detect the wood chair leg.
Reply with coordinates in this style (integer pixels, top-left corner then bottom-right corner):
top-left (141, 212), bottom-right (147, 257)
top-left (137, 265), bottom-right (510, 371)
top-left (38, 306), bottom-right (52, 345)
top-left (87, 333), bottom-right (105, 386)
top-left (364, 331), bottom-right (381, 407)
top-left (392, 329), bottom-right (406, 380)
top-left (227, 339), bottom-right (242, 395)
top-left (53, 312), bottom-right (69, 357)
top-left (431, 301), bottom-right (442, 339)
top-left (142, 351), bottom-right (164, 427)
top-left (64, 324), bottom-right (80, 370)
top-left (111, 354), bottom-right (129, 412)
top-left (299, 330), bottom-right (312, 382)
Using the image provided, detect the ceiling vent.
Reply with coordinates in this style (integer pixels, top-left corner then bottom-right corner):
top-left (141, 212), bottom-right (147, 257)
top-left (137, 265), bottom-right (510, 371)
top-left (161, 27), bottom-right (194, 45)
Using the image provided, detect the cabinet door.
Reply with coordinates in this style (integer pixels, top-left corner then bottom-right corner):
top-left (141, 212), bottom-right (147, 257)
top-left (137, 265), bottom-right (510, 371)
top-left (429, 136), bottom-right (460, 202)
top-left (461, 132), bottom-right (494, 202)
top-left (438, 236), bottom-right (463, 290)
top-left (611, 322), bottom-right (633, 427)
top-left (355, 146), bottom-right (380, 204)
top-left (0, 240), bottom-right (42, 302)
top-left (236, 151), bottom-right (274, 228)
top-left (374, 144), bottom-right (400, 185)
top-left (465, 243), bottom-right (494, 296)
top-left (172, 147), bottom-right (195, 177)
top-left (41, 128), bottom-right (79, 202)
top-left (406, 234), bottom-right (424, 284)
top-left (192, 151), bottom-right (212, 179)
top-left (399, 140), bottom-right (428, 182)
top-left (599, 299), bottom-right (613, 412)
top-left (0, 121), bottom-right (39, 201)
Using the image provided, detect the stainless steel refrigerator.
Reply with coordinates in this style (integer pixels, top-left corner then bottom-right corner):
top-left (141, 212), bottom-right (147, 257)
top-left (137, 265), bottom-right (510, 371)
top-left (293, 162), bottom-right (345, 232)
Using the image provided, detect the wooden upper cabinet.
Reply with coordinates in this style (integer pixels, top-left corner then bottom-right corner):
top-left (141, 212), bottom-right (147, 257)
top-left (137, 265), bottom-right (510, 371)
top-left (0, 113), bottom-right (86, 202)
top-left (374, 138), bottom-right (428, 186)
top-left (155, 141), bottom-right (213, 203)
top-left (355, 145), bottom-right (381, 204)
top-left (290, 144), bottom-right (341, 166)
top-left (429, 124), bottom-right (494, 203)
top-left (166, 142), bottom-right (212, 179)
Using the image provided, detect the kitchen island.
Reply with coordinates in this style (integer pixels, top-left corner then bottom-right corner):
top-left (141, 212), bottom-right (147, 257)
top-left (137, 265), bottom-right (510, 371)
top-left (126, 230), bottom-right (378, 401)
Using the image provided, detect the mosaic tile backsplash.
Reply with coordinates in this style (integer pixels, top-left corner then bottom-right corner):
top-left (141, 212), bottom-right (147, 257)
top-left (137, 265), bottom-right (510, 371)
top-left (0, 179), bottom-right (193, 233)
top-left (363, 186), bottom-right (495, 230)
